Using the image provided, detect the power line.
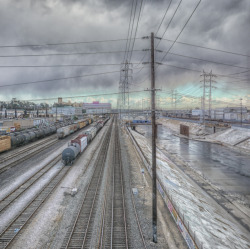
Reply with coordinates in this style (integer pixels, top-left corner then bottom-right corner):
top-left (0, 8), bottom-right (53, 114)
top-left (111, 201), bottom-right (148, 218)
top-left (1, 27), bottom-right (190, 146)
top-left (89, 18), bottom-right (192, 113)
top-left (134, 0), bottom-right (174, 69)
top-left (155, 0), bottom-right (173, 36)
top-left (0, 70), bottom-right (124, 88)
top-left (0, 38), bottom-right (141, 49)
top-left (126, 0), bottom-right (138, 62)
top-left (159, 63), bottom-right (249, 81)
top-left (159, 0), bottom-right (202, 63)
top-left (160, 62), bottom-right (200, 73)
top-left (123, 0), bottom-right (136, 63)
top-left (128, 0), bottom-right (144, 63)
top-left (163, 51), bottom-right (250, 70)
top-left (228, 69), bottom-right (250, 75)
top-left (0, 49), bottom-right (142, 58)
top-left (156, 0), bottom-right (182, 49)
top-left (17, 90), bottom-right (146, 102)
top-left (160, 38), bottom-right (250, 58)
top-left (0, 62), bottom-right (140, 68)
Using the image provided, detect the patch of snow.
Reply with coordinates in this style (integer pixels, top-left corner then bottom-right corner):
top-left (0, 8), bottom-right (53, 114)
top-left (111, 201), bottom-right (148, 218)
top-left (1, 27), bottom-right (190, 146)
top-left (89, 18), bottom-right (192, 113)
top-left (131, 129), bottom-right (250, 249)
top-left (158, 118), bottom-right (206, 136)
top-left (207, 127), bottom-right (250, 148)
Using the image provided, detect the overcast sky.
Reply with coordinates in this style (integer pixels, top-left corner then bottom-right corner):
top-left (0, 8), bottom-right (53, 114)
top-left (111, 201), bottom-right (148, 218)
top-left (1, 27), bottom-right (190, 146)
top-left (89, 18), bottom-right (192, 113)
top-left (0, 0), bottom-right (249, 108)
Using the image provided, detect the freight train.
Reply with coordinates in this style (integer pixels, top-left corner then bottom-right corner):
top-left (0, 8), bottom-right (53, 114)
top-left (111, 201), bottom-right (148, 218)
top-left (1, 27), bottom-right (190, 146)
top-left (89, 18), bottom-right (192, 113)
top-left (62, 117), bottom-right (110, 165)
top-left (0, 118), bottom-right (92, 154)
top-left (57, 118), bottom-right (93, 139)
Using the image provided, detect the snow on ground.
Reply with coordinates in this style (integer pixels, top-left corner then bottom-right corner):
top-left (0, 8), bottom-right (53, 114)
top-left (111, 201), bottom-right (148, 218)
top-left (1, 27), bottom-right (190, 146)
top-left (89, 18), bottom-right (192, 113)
top-left (10, 123), bottom-right (109, 249)
top-left (0, 162), bottom-right (63, 233)
top-left (206, 127), bottom-right (250, 149)
top-left (131, 129), bottom-right (250, 249)
top-left (0, 147), bottom-right (66, 201)
top-left (158, 118), bottom-right (206, 136)
top-left (158, 118), bottom-right (250, 152)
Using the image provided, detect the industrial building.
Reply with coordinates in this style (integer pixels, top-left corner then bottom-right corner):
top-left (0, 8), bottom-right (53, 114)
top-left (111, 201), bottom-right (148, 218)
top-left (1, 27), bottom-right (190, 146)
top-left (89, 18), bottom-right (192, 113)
top-left (82, 101), bottom-right (112, 114)
top-left (51, 106), bottom-right (82, 116)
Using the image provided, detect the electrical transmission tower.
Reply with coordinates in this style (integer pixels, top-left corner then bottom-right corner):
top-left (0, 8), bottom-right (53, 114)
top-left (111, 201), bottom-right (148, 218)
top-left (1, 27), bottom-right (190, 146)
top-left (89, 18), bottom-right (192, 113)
top-left (118, 61), bottom-right (133, 117)
top-left (200, 70), bottom-right (216, 123)
top-left (171, 90), bottom-right (177, 116)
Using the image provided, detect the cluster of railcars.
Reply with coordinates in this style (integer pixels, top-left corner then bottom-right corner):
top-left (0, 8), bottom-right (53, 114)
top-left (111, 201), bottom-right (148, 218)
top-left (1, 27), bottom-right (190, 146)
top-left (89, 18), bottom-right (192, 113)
top-left (62, 117), bottom-right (110, 165)
top-left (0, 118), bottom-right (93, 153)
top-left (57, 118), bottom-right (92, 139)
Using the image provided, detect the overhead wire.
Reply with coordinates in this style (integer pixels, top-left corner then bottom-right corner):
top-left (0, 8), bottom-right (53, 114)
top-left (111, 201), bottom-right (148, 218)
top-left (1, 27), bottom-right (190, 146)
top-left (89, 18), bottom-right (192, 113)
top-left (156, 0), bottom-right (182, 49)
top-left (159, 0), bottom-right (202, 63)
top-left (128, 0), bottom-right (144, 63)
top-left (160, 38), bottom-right (250, 58)
top-left (125, 0), bottom-right (138, 62)
top-left (0, 49), bottom-right (142, 58)
top-left (123, 0), bottom-right (135, 63)
top-left (18, 90), bottom-right (146, 102)
top-left (0, 63), bottom-right (141, 68)
top-left (0, 38), bottom-right (141, 49)
top-left (0, 70), bottom-right (122, 88)
top-left (162, 51), bottom-right (250, 70)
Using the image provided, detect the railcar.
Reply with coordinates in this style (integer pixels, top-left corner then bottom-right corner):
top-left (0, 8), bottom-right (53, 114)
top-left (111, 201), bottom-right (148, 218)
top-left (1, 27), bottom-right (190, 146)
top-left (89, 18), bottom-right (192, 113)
top-left (62, 135), bottom-right (88, 165)
top-left (61, 118), bottom-right (105, 165)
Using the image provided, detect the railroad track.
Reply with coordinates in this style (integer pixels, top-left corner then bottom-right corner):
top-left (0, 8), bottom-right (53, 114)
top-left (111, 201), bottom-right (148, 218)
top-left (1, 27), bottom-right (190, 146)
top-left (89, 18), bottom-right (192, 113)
top-left (0, 136), bottom-right (57, 163)
top-left (98, 118), bottom-right (129, 248)
top-left (0, 155), bottom-right (61, 213)
top-left (61, 118), bottom-right (113, 249)
top-left (0, 137), bottom-right (58, 174)
top-left (0, 159), bottom-right (69, 249)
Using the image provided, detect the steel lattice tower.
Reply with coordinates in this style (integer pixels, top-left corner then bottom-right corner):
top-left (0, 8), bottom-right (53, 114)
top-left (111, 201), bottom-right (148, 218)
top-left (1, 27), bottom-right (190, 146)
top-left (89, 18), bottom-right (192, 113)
top-left (118, 61), bottom-right (132, 115)
top-left (200, 70), bottom-right (216, 123)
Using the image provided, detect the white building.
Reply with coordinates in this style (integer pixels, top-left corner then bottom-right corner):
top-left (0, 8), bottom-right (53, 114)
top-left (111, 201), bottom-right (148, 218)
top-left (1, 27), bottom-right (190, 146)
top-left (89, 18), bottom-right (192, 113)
top-left (192, 109), bottom-right (202, 116)
top-left (82, 101), bottom-right (111, 114)
top-left (51, 106), bottom-right (82, 116)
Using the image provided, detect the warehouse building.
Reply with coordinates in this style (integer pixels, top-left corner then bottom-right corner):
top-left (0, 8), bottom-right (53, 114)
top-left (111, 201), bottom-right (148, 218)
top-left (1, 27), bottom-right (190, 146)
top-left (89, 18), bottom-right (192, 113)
top-left (82, 101), bottom-right (111, 114)
top-left (51, 106), bottom-right (82, 116)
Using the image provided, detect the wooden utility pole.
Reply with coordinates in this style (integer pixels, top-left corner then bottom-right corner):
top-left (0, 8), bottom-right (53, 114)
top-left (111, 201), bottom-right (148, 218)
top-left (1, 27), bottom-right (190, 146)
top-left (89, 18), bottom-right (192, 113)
top-left (240, 98), bottom-right (243, 126)
top-left (151, 32), bottom-right (157, 243)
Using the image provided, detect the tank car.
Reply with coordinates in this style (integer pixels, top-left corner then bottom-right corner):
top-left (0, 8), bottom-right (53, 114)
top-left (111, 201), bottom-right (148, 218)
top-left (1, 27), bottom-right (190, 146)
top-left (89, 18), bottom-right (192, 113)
top-left (22, 133), bottom-right (31, 143)
top-left (62, 135), bottom-right (88, 165)
top-left (62, 144), bottom-right (80, 165)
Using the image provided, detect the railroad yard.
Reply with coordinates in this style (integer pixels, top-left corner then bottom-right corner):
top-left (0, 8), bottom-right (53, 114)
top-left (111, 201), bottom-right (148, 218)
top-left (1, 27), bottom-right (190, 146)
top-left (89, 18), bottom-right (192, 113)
top-left (0, 1), bottom-right (250, 248)
top-left (0, 115), bottom-right (188, 249)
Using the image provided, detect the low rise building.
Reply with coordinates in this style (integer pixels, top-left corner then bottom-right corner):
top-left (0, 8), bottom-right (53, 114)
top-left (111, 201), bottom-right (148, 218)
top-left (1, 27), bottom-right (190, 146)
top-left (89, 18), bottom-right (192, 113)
top-left (82, 101), bottom-right (111, 114)
top-left (51, 106), bottom-right (82, 116)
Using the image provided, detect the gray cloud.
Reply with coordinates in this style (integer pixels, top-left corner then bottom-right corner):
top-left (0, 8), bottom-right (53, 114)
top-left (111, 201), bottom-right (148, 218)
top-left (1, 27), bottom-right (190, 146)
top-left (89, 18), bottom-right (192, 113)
top-left (0, 0), bottom-right (249, 105)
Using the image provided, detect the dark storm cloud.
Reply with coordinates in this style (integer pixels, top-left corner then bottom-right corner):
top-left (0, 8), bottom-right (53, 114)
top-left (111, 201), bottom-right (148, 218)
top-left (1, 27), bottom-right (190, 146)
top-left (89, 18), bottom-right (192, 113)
top-left (0, 0), bottom-right (249, 103)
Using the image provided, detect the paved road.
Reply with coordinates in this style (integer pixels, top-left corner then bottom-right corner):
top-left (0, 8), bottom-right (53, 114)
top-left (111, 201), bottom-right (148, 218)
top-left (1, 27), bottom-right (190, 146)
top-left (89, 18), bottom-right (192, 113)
top-left (141, 125), bottom-right (250, 198)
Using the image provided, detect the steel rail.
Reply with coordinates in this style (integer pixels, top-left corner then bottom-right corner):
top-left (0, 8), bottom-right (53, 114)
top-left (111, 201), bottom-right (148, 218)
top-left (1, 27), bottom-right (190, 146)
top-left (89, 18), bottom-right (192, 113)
top-left (0, 155), bottom-right (61, 213)
top-left (61, 118), bottom-right (113, 249)
top-left (0, 139), bottom-right (58, 174)
top-left (0, 136), bottom-right (57, 163)
top-left (98, 117), bottom-right (129, 249)
top-left (0, 164), bottom-right (70, 249)
top-left (126, 131), bottom-right (148, 249)
top-left (111, 118), bottom-right (128, 248)
top-left (97, 122), bottom-right (115, 249)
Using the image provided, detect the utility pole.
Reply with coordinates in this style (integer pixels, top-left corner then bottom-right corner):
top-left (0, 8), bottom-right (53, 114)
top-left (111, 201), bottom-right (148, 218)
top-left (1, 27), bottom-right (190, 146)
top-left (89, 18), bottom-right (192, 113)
top-left (202, 71), bottom-right (206, 124)
top-left (208, 71), bottom-right (216, 119)
top-left (174, 90), bottom-right (177, 117)
top-left (151, 32), bottom-right (157, 243)
top-left (240, 98), bottom-right (243, 126)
